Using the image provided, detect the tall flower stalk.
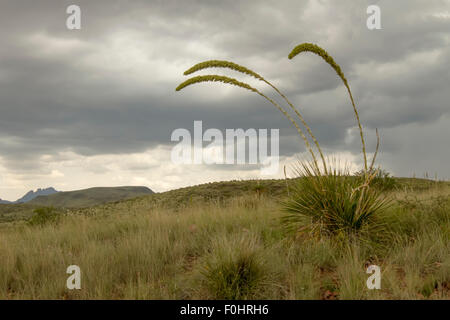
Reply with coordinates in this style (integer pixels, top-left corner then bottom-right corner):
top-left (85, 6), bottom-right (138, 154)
top-left (183, 60), bottom-right (328, 174)
top-left (176, 74), bottom-right (318, 168)
top-left (176, 42), bottom-right (379, 181)
top-left (288, 43), bottom-right (368, 174)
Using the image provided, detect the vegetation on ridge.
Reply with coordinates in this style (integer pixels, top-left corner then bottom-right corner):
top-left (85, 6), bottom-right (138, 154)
top-left (0, 177), bottom-right (448, 299)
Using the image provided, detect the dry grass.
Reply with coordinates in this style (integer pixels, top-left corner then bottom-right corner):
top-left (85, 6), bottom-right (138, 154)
top-left (0, 183), bottom-right (448, 300)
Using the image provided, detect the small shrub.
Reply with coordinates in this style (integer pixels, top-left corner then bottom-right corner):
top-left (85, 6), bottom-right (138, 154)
top-left (252, 182), bottom-right (268, 198)
top-left (28, 207), bottom-right (60, 226)
top-left (356, 168), bottom-right (398, 191)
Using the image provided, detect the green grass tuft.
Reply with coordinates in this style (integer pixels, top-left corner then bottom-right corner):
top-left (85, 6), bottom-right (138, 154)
top-left (198, 234), bottom-right (267, 299)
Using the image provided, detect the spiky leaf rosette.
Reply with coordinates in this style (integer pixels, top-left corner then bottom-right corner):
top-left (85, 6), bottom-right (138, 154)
top-left (281, 160), bottom-right (390, 238)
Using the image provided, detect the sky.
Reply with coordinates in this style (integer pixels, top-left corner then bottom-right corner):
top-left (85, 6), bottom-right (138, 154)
top-left (0, 0), bottom-right (449, 200)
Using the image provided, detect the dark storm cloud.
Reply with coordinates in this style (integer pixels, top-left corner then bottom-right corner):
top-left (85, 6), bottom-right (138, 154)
top-left (0, 0), bottom-right (449, 177)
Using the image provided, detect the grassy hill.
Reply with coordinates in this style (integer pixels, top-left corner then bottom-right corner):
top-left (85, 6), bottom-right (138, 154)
top-left (0, 203), bottom-right (37, 223)
top-left (0, 186), bottom-right (153, 222)
top-left (68, 177), bottom-right (448, 214)
top-left (0, 178), bottom-right (444, 223)
top-left (0, 177), bottom-right (448, 299)
top-left (28, 186), bottom-right (153, 208)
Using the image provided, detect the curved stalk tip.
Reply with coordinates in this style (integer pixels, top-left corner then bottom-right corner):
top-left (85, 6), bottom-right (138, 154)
top-left (288, 43), bottom-right (368, 173)
top-left (182, 60), bottom-right (328, 174)
top-left (176, 74), bottom-right (319, 169)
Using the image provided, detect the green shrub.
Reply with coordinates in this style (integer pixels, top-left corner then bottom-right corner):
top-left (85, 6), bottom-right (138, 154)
top-left (28, 207), bottom-right (60, 226)
top-left (356, 168), bottom-right (398, 191)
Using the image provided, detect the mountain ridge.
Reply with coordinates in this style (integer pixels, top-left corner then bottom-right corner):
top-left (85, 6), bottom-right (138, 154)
top-left (28, 186), bottom-right (154, 208)
top-left (0, 198), bottom-right (13, 204)
top-left (15, 187), bottom-right (59, 203)
top-left (0, 187), bottom-right (59, 204)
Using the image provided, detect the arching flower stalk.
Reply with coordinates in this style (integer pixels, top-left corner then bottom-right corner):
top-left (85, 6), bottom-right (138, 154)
top-left (176, 74), bottom-right (318, 168)
top-left (176, 44), bottom-right (379, 182)
top-left (183, 60), bottom-right (328, 174)
top-left (288, 43), bottom-right (369, 176)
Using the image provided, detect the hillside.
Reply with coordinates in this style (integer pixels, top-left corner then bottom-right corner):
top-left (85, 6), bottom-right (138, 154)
top-left (65, 177), bottom-right (449, 218)
top-left (28, 186), bottom-right (153, 208)
top-left (0, 203), bottom-right (36, 222)
top-left (0, 178), bottom-right (445, 223)
top-left (0, 177), bottom-right (448, 299)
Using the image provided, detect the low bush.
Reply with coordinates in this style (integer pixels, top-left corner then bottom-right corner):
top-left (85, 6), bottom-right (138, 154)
top-left (27, 207), bottom-right (60, 226)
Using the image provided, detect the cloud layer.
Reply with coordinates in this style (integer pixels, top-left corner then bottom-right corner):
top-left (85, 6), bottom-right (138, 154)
top-left (0, 0), bottom-right (449, 200)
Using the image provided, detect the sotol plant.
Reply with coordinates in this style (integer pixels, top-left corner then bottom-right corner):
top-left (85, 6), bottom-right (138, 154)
top-left (176, 42), bottom-right (389, 237)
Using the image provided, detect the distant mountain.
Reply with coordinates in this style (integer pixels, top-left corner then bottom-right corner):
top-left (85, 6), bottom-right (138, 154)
top-left (0, 188), bottom-right (58, 204)
top-left (28, 186), bottom-right (154, 208)
top-left (15, 187), bottom-right (59, 203)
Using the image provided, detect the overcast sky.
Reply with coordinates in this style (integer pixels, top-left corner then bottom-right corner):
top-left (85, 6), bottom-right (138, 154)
top-left (0, 0), bottom-right (449, 200)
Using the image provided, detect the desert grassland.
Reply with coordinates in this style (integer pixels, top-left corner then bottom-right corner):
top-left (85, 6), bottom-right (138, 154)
top-left (0, 180), bottom-right (449, 300)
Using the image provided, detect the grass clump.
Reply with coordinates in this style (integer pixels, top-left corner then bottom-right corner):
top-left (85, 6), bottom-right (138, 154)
top-left (197, 234), bottom-right (268, 299)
